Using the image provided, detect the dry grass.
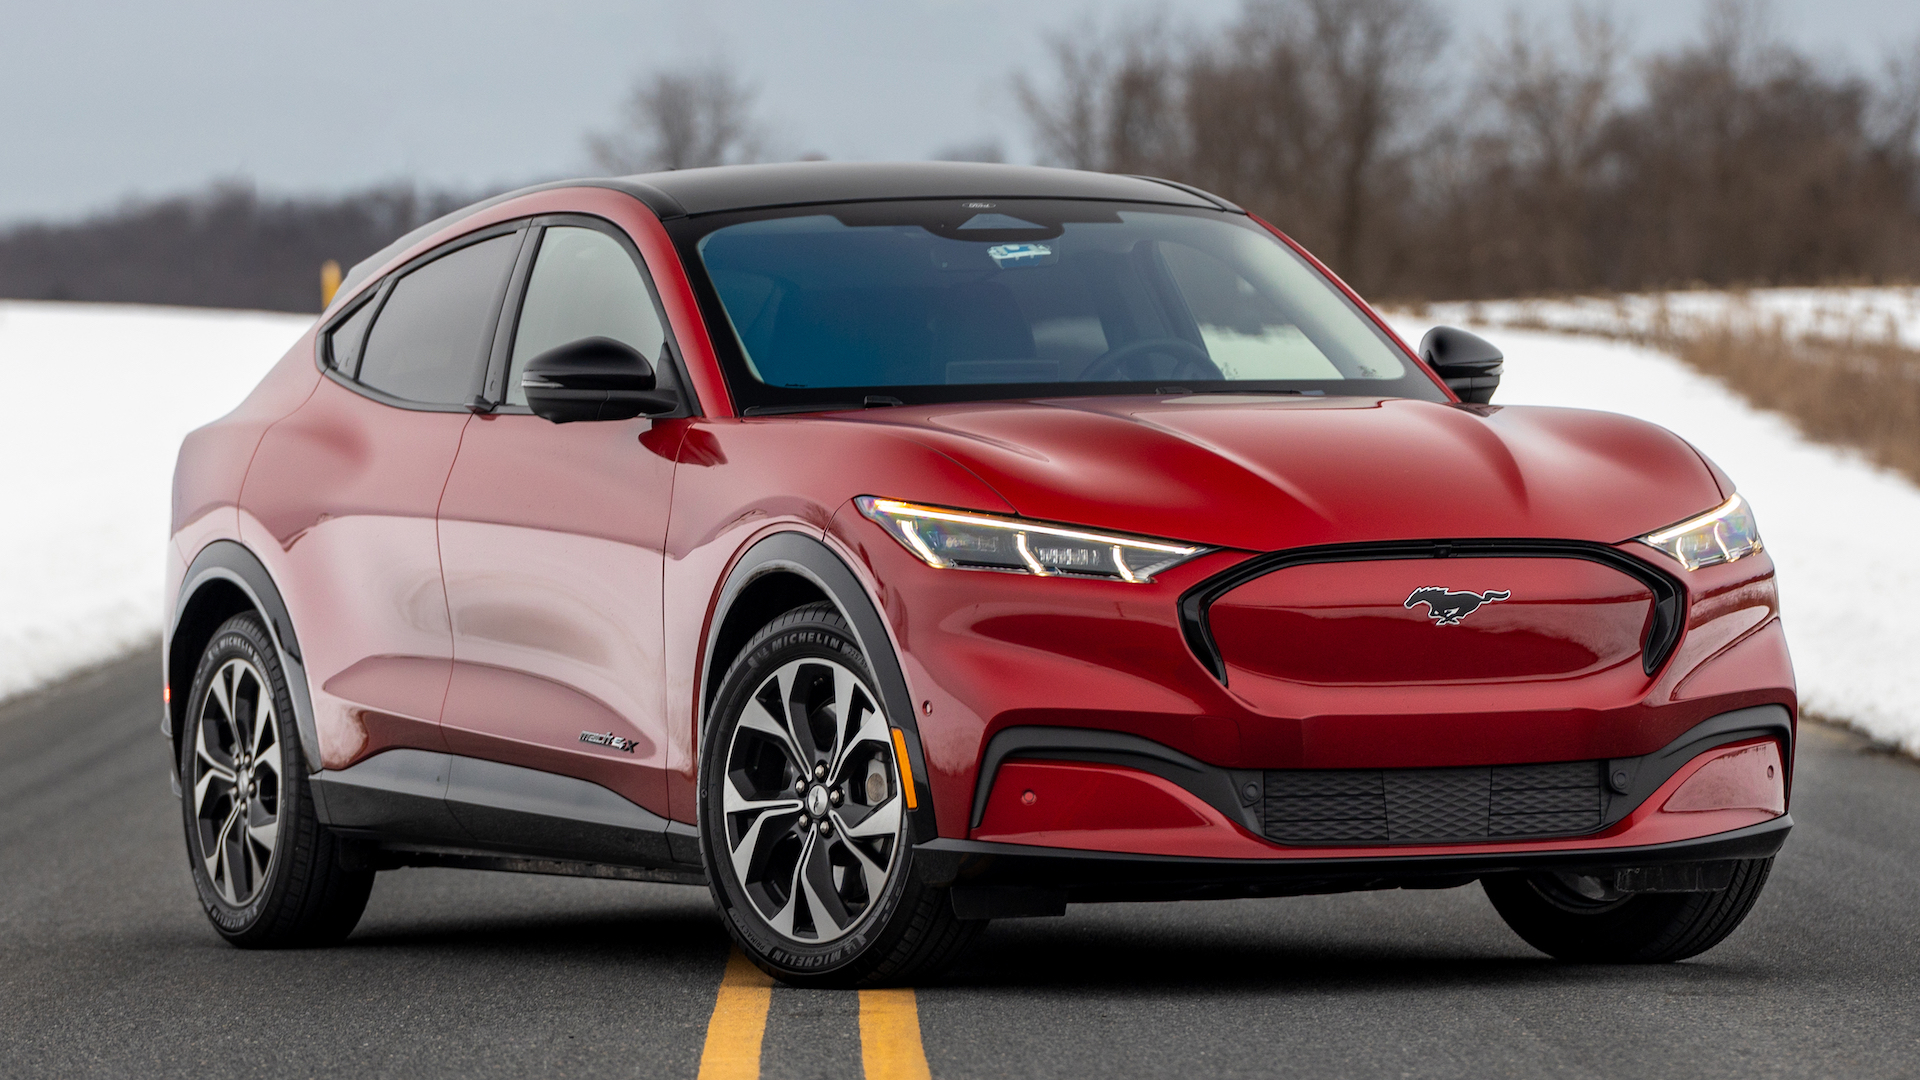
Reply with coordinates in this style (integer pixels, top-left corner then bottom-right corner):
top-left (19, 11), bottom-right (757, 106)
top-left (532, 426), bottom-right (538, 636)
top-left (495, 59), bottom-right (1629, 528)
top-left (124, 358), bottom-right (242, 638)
top-left (1664, 324), bottom-right (1920, 485)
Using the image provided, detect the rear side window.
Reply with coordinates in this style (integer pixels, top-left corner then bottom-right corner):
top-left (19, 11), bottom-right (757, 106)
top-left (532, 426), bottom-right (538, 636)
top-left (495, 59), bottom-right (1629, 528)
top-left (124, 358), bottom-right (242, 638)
top-left (506, 226), bottom-right (668, 407)
top-left (327, 298), bottom-right (375, 372)
top-left (357, 233), bottom-right (519, 405)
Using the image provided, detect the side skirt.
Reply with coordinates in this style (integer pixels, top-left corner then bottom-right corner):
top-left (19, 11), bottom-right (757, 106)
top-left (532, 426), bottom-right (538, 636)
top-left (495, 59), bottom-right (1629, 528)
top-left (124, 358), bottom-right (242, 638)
top-left (311, 749), bottom-right (702, 874)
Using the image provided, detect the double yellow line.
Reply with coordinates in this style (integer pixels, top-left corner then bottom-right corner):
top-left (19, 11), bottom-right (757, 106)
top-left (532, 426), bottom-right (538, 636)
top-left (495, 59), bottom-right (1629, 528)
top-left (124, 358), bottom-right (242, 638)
top-left (696, 949), bottom-right (932, 1080)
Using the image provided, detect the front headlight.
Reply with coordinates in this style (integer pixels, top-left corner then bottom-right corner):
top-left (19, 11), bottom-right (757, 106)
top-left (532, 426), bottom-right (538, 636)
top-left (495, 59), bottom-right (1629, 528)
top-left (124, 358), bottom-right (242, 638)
top-left (1639, 493), bottom-right (1763, 571)
top-left (855, 496), bottom-right (1209, 583)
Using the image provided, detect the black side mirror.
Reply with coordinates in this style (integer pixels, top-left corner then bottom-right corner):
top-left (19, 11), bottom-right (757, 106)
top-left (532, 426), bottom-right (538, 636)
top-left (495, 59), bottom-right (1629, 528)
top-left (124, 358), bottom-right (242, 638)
top-left (522, 337), bottom-right (679, 423)
top-left (1418, 326), bottom-right (1503, 405)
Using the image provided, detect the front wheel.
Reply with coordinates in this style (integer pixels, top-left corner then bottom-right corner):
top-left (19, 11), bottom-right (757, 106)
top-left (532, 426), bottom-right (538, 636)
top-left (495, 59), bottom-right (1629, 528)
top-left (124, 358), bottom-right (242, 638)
top-left (1483, 859), bottom-right (1774, 963)
top-left (700, 602), bottom-right (979, 987)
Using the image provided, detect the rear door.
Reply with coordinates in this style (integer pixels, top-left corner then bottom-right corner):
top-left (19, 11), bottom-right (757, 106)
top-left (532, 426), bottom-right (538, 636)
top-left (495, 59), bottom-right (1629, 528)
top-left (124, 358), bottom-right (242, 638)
top-left (436, 218), bottom-right (686, 833)
top-left (241, 227), bottom-right (523, 772)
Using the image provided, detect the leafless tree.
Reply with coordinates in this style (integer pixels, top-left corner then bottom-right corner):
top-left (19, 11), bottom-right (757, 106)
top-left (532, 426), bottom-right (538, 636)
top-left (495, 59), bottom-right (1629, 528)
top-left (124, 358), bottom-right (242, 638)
top-left (1441, 5), bottom-right (1622, 292)
top-left (590, 64), bottom-right (765, 173)
top-left (1019, 0), bottom-right (1444, 283)
top-left (1018, 0), bottom-right (1920, 300)
top-left (1016, 16), bottom-right (1188, 176)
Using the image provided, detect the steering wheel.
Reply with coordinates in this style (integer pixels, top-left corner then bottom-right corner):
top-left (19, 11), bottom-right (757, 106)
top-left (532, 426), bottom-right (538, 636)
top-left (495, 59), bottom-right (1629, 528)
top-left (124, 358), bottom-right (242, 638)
top-left (1081, 337), bottom-right (1224, 383)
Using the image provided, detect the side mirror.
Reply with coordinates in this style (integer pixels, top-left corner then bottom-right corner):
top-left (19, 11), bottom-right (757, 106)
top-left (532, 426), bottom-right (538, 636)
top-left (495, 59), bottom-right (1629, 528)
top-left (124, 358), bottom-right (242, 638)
top-left (1418, 326), bottom-right (1503, 405)
top-left (522, 337), bottom-right (680, 423)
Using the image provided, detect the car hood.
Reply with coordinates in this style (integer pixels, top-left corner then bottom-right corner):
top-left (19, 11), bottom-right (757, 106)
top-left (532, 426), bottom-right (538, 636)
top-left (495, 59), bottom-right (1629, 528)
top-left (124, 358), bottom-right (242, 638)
top-left (836, 395), bottom-right (1726, 552)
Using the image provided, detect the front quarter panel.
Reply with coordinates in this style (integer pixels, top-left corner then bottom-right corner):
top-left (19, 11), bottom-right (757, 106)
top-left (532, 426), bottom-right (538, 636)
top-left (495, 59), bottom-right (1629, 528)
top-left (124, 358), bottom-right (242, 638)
top-left (660, 417), bottom-right (1015, 826)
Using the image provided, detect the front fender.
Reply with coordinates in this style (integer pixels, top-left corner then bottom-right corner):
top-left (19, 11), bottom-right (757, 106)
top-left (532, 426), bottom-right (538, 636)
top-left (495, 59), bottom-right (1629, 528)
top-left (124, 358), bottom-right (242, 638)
top-left (700, 531), bottom-right (940, 843)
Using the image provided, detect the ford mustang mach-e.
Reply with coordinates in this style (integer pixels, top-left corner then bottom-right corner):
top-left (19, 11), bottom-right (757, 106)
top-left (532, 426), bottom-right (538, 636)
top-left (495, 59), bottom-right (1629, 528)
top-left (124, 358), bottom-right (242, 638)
top-left (165, 162), bottom-right (1791, 985)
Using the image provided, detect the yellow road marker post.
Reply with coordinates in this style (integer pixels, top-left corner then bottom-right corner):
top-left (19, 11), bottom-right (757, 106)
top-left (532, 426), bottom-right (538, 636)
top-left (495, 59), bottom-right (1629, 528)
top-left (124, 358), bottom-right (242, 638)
top-left (859, 988), bottom-right (933, 1080)
top-left (319, 259), bottom-right (342, 308)
top-left (696, 948), bottom-right (774, 1080)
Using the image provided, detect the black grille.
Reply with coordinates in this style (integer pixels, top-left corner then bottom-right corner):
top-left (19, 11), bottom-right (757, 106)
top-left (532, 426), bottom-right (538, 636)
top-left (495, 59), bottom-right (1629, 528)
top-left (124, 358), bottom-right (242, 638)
top-left (1262, 761), bottom-right (1603, 845)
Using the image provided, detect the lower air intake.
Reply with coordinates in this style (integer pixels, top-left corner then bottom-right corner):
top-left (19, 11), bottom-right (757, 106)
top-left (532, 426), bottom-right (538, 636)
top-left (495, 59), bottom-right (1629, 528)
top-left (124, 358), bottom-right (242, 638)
top-left (1262, 760), bottom-right (1603, 846)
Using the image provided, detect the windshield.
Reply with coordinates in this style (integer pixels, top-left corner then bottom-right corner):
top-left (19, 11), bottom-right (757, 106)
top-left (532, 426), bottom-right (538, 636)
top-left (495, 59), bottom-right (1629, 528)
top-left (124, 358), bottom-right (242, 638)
top-left (674, 199), bottom-right (1443, 413)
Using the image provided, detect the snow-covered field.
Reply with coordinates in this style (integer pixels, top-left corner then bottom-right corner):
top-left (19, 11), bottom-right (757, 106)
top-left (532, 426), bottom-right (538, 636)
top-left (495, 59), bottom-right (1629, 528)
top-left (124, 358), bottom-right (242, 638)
top-left (0, 301), bottom-right (310, 701)
top-left (1417, 285), bottom-right (1920, 348)
top-left (1, 296), bottom-right (1916, 754)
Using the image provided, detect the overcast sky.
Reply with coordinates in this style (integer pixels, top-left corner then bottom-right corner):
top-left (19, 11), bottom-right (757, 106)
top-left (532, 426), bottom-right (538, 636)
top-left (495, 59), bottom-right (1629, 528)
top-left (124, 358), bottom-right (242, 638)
top-left (3, 0), bottom-right (1917, 226)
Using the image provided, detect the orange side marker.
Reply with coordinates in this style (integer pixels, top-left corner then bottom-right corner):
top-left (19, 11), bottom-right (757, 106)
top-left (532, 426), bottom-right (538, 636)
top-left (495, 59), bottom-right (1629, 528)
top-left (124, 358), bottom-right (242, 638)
top-left (890, 728), bottom-right (918, 810)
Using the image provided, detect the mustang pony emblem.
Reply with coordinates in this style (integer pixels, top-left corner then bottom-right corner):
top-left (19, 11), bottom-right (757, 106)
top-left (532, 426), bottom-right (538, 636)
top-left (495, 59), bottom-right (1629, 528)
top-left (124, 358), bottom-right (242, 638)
top-left (1404, 586), bottom-right (1511, 626)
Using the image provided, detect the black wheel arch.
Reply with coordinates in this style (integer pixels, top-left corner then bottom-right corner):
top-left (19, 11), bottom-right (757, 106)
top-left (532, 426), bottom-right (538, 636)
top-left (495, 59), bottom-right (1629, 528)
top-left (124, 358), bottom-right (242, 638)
top-left (700, 531), bottom-right (938, 841)
top-left (168, 541), bottom-right (320, 778)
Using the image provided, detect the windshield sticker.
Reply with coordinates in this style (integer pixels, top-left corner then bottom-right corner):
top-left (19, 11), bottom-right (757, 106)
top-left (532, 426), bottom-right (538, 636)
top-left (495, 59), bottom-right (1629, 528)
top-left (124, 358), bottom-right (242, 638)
top-left (987, 242), bottom-right (1055, 268)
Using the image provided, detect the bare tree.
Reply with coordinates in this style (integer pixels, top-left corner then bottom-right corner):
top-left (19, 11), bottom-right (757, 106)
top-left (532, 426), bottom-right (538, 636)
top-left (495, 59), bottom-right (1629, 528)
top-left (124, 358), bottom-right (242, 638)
top-left (1451, 5), bottom-right (1623, 291)
top-left (1016, 17), bottom-right (1187, 175)
top-left (1298, 0), bottom-right (1446, 278)
top-left (1016, 28), bottom-right (1110, 170)
top-left (1021, 2), bottom-right (1442, 282)
top-left (590, 64), bottom-right (765, 173)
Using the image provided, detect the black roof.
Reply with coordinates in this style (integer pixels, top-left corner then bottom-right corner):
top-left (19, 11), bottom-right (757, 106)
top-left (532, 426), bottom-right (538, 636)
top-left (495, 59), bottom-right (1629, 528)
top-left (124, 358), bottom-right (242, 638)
top-left (619, 161), bottom-right (1234, 217)
top-left (337, 162), bottom-right (1236, 302)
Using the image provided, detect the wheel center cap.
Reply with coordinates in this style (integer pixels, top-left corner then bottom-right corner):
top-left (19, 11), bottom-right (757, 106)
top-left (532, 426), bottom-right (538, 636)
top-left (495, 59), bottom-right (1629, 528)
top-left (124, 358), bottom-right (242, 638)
top-left (806, 785), bottom-right (830, 818)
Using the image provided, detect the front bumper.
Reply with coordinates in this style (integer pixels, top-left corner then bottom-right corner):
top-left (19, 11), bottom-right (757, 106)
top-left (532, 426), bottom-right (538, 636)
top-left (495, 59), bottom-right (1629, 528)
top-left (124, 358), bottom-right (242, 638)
top-left (828, 507), bottom-right (1796, 844)
top-left (919, 816), bottom-right (1791, 912)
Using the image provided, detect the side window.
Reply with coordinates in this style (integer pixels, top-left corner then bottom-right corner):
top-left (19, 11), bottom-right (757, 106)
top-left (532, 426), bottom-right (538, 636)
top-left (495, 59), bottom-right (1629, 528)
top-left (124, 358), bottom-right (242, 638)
top-left (327, 296), bottom-right (376, 373)
top-left (356, 233), bottom-right (519, 405)
top-left (506, 226), bottom-right (668, 407)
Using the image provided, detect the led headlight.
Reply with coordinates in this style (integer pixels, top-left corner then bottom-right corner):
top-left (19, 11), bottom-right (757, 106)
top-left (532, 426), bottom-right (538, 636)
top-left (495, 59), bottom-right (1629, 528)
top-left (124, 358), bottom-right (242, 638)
top-left (855, 497), bottom-right (1208, 583)
top-left (1639, 493), bottom-right (1763, 571)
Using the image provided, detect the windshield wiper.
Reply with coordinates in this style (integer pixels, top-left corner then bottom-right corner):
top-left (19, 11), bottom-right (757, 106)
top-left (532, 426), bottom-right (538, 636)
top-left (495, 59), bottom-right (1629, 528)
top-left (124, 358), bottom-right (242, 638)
top-left (741, 402), bottom-right (862, 416)
top-left (1155, 386), bottom-right (1326, 396)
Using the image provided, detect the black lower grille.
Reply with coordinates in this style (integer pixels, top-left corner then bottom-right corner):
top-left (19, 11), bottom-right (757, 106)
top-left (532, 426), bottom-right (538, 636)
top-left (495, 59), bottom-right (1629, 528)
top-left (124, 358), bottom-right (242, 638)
top-left (1262, 761), bottom-right (1603, 846)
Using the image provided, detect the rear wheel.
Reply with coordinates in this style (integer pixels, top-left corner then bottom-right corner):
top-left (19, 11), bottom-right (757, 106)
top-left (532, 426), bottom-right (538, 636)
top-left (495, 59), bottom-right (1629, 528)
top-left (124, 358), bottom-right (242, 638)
top-left (179, 612), bottom-right (373, 946)
top-left (1483, 859), bottom-right (1774, 963)
top-left (700, 602), bottom-right (979, 987)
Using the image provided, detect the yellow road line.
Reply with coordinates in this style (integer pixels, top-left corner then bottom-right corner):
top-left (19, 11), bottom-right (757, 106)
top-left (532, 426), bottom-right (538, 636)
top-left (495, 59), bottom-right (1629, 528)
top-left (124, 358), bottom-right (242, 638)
top-left (859, 988), bottom-right (933, 1080)
top-left (696, 948), bottom-right (774, 1080)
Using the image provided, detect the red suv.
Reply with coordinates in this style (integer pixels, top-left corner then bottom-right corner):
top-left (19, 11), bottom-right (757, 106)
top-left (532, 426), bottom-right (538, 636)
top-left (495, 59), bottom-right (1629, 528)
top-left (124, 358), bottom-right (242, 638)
top-left (165, 163), bottom-right (1792, 985)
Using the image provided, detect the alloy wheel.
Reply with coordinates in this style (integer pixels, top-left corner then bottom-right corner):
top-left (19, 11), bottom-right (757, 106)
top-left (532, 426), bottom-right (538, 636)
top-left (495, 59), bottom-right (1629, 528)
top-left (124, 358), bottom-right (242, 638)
top-left (721, 657), bottom-right (904, 944)
top-left (190, 657), bottom-right (282, 907)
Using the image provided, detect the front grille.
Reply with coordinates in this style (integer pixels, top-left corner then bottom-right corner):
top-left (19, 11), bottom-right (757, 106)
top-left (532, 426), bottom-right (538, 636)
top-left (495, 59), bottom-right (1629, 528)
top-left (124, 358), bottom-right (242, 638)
top-left (1262, 761), bottom-right (1603, 845)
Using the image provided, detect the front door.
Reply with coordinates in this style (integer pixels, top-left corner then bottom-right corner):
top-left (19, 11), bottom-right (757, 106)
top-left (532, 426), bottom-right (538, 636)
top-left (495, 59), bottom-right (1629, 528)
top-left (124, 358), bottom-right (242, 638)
top-left (437, 220), bottom-right (683, 822)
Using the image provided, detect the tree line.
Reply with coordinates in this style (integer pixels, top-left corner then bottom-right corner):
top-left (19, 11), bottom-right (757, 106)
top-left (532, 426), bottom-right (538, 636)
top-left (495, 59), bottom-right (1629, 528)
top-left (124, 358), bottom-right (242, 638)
top-left (0, 184), bottom-right (477, 313)
top-left (1020, 0), bottom-right (1920, 300)
top-left (2, 0), bottom-right (1916, 312)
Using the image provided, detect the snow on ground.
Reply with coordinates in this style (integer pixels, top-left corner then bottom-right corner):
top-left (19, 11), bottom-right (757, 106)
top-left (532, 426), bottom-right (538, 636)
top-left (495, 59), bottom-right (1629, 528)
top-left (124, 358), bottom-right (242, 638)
top-left (1385, 311), bottom-right (1920, 754)
top-left (0, 301), bottom-right (310, 702)
top-left (1417, 285), bottom-right (1920, 349)
top-left (2, 298), bottom-right (1916, 755)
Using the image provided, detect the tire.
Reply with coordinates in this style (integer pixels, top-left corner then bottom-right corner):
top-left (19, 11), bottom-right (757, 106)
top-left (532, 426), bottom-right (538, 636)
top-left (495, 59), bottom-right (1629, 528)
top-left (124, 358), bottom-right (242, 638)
top-left (700, 602), bottom-right (979, 987)
top-left (178, 611), bottom-right (373, 947)
top-left (1483, 858), bottom-right (1774, 963)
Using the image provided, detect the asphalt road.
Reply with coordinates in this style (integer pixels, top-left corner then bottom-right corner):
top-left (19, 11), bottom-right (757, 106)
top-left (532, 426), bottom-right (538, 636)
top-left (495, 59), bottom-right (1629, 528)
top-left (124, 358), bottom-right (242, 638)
top-left (3, 649), bottom-right (1918, 1079)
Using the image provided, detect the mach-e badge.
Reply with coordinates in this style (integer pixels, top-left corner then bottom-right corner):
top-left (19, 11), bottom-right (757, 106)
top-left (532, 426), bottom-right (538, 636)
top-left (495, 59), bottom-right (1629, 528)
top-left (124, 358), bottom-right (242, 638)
top-left (580, 731), bottom-right (639, 753)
